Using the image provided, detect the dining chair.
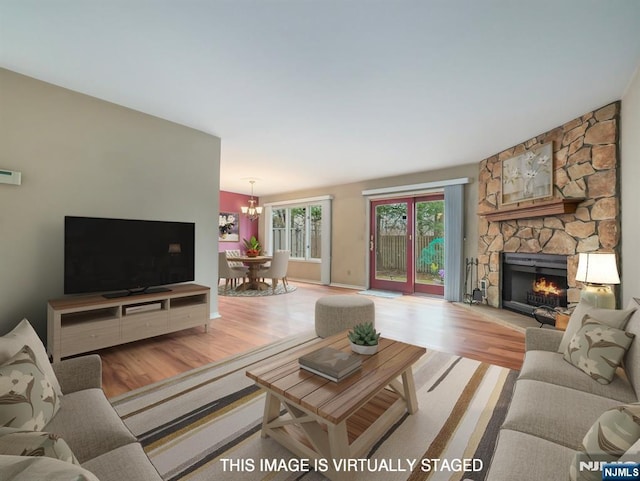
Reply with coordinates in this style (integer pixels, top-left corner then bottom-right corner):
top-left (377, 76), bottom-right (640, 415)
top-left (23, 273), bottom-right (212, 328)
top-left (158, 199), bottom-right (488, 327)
top-left (225, 249), bottom-right (249, 278)
top-left (259, 250), bottom-right (290, 293)
top-left (218, 251), bottom-right (246, 290)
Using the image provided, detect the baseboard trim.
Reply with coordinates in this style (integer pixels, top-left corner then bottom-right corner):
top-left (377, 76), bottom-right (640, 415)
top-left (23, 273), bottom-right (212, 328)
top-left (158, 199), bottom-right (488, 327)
top-left (329, 283), bottom-right (365, 291)
top-left (287, 277), bottom-right (323, 285)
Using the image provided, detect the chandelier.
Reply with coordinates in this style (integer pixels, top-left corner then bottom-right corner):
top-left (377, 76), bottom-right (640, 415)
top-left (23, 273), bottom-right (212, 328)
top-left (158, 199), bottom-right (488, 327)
top-left (241, 180), bottom-right (263, 221)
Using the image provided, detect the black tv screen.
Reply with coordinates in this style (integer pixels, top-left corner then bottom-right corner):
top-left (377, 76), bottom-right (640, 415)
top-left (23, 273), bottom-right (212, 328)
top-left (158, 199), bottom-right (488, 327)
top-left (64, 216), bottom-right (195, 297)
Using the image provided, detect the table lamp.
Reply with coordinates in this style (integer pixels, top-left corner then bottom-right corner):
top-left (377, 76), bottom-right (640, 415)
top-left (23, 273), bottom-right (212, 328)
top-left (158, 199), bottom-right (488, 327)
top-left (575, 253), bottom-right (620, 308)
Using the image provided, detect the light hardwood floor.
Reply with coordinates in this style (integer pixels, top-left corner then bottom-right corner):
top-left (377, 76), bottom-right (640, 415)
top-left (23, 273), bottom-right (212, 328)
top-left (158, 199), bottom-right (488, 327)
top-left (100, 282), bottom-right (526, 398)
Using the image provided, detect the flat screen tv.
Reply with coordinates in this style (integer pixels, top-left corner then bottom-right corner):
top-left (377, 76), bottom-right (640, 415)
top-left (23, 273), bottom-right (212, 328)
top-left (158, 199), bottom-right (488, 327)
top-left (64, 216), bottom-right (195, 298)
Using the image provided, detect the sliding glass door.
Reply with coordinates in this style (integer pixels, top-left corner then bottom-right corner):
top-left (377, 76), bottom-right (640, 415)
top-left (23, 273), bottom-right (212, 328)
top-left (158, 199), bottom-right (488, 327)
top-left (369, 195), bottom-right (444, 295)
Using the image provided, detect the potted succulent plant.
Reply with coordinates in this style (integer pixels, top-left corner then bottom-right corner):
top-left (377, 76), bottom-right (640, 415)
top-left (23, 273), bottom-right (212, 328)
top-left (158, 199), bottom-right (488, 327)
top-left (243, 236), bottom-right (261, 257)
top-left (348, 322), bottom-right (381, 355)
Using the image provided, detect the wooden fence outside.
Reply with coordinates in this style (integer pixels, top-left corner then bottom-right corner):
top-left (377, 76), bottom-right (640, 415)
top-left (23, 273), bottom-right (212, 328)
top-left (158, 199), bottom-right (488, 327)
top-left (273, 227), bottom-right (321, 258)
top-left (376, 235), bottom-right (444, 273)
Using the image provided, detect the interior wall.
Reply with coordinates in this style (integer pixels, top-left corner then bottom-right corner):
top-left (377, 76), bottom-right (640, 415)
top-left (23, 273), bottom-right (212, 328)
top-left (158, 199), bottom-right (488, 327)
top-left (260, 164), bottom-right (478, 289)
top-left (218, 191), bottom-right (259, 251)
top-left (0, 68), bottom-right (221, 340)
top-left (621, 66), bottom-right (640, 304)
top-left (287, 260), bottom-right (322, 283)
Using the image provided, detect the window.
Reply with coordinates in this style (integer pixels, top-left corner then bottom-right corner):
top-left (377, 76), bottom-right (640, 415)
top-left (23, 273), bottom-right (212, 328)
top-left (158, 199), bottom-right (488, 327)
top-left (272, 208), bottom-right (287, 251)
top-left (290, 207), bottom-right (306, 258)
top-left (265, 196), bottom-right (331, 285)
top-left (271, 204), bottom-right (322, 260)
top-left (309, 205), bottom-right (322, 259)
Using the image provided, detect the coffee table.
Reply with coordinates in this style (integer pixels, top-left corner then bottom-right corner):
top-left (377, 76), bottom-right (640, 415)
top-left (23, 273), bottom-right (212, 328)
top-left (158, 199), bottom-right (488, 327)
top-left (246, 332), bottom-right (426, 481)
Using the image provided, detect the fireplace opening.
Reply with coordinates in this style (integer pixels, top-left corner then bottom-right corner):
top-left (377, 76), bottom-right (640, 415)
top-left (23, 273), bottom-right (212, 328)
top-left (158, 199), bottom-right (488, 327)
top-left (501, 253), bottom-right (568, 317)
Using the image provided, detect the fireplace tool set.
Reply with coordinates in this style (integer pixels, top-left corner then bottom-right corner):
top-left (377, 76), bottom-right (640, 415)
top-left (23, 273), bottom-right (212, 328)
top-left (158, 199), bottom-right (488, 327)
top-left (464, 257), bottom-right (483, 304)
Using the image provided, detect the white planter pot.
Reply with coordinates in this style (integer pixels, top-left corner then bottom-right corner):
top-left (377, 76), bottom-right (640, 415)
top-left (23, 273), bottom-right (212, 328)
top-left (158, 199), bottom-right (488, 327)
top-left (350, 341), bottom-right (378, 355)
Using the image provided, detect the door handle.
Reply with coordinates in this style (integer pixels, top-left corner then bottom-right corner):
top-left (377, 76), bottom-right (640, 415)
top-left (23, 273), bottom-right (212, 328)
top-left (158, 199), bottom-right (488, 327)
top-left (369, 240), bottom-right (374, 252)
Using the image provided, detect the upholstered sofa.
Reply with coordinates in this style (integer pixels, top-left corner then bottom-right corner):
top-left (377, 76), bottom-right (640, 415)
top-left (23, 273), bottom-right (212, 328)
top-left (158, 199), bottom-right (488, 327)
top-left (0, 320), bottom-right (160, 480)
top-left (485, 298), bottom-right (640, 481)
top-left (45, 354), bottom-right (162, 480)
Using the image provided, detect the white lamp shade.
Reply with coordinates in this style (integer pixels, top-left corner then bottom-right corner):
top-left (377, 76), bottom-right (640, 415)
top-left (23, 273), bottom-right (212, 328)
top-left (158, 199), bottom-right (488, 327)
top-left (575, 253), bottom-right (620, 284)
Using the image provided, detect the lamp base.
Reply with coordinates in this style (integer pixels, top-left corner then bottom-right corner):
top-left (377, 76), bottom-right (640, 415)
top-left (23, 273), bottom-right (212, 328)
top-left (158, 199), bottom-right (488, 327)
top-left (580, 284), bottom-right (615, 309)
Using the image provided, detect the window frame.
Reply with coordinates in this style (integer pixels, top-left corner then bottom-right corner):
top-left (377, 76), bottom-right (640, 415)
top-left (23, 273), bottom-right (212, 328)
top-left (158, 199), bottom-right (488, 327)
top-left (264, 196), bottom-right (332, 284)
top-left (274, 204), bottom-right (320, 261)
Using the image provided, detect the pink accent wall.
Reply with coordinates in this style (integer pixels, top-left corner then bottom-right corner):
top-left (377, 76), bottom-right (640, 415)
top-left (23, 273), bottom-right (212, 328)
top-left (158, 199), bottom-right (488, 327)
top-left (219, 191), bottom-right (259, 252)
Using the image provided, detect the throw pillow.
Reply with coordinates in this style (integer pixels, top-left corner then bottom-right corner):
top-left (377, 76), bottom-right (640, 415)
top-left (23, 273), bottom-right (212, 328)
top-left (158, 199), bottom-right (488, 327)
top-left (0, 427), bottom-right (78, 464)
top-left (619, 436), bottom-right (640, 463)
top-left (0, 345), bottom-right (61, 430)
top-left (563, 316), bottom-right (635, 384)
top-left (569, 403), bottom-right (640, 481)
top-left (0, 455), bottom-right (100, 481)
top-left (558, 300), bottom-right (636, 353)
top-left (0, 319), bottom-right (63, 397)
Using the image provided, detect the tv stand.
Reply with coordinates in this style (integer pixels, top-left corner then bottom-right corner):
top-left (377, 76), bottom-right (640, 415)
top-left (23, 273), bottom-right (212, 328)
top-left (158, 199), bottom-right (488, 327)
top-left (47, 283), bottom-right (210, 362)
top-left (103, 286), bottom-right (172, 299)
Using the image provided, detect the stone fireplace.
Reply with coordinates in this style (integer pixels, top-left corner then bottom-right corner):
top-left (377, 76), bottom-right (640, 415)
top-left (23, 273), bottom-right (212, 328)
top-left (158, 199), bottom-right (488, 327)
top-left (477, 102), bottom-right (621, 310)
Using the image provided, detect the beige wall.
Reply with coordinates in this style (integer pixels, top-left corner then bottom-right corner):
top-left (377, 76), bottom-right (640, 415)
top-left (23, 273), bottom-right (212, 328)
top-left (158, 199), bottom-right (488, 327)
top-left (621, 66), bottom-right (640, 304)
top-left (287, 260), bottom-right (321, 282)
top-left (261, 164), bottom-right (477, 288)
top-left (0, 69), bottom-right (221, 339)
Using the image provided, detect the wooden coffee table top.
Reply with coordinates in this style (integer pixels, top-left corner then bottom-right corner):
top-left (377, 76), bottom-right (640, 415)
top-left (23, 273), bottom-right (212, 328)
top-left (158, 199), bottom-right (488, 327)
top-left (246, 332), bottom-right (425, 425)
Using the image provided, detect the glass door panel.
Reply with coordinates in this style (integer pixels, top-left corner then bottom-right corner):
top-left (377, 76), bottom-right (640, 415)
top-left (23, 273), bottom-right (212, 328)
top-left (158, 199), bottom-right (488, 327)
top-left (369, 195), bottom-right (444, 296)
top-left (414, 196), bottom-right (445, 295)
top-left (369, 199), bottom-right (413, 293)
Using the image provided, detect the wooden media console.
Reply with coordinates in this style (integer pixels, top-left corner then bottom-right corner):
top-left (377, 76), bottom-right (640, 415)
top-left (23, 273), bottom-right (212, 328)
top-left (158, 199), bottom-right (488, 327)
top-left (47, 283), bottom-right (210, 362)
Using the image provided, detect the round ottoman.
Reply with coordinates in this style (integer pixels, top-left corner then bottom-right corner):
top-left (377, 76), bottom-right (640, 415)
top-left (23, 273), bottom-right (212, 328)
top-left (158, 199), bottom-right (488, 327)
top-left (314, 295), bottom-right (375, 338)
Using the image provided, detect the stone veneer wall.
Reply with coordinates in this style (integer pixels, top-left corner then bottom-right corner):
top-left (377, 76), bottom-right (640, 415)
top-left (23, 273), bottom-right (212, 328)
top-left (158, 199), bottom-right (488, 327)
top-left (477, 102), bottom-right (620, 308)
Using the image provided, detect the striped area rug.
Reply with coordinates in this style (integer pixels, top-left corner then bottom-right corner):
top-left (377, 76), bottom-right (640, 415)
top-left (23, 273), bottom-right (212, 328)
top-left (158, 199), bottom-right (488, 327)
top-left (111, 333), bottom-right (516, 481)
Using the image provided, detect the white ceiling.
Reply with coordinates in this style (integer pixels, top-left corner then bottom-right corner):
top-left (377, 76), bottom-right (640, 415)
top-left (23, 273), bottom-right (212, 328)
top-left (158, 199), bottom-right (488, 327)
top-left (1, 1), bottom-right (639, 196)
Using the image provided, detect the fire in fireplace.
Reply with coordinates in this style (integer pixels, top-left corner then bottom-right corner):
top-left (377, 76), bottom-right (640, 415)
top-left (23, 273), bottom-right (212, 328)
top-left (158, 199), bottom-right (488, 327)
top-left (527, 276), bottom-right (567, 308)
top-left (501, 253), bottom-right (568, 316)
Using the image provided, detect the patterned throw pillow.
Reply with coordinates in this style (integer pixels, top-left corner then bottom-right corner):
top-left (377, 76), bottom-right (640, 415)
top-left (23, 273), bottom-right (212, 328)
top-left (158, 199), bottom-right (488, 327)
top-left (619, 437), bottom-right (640, 463)
top-left (0, 319), bottom-right (63, 397)
top-left (558, 301), bottom-right (636, 353)
top-left (570, 403), bottom-right (640, 481)
top-left (0, 345), bottom-right (61, 430)
top-left (0, 427), bottom-right (78, 464)
top-left (563, 316), bottom-right (635, 384)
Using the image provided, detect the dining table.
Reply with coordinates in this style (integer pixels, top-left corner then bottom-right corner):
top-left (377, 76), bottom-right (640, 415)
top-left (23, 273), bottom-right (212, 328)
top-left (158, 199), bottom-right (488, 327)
top-left (234, 255), bottom-right (272, 291)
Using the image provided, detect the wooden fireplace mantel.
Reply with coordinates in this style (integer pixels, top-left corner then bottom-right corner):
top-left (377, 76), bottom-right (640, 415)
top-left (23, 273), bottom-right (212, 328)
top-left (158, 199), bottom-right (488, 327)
top-left (479, 198), bottom-right (585, 222)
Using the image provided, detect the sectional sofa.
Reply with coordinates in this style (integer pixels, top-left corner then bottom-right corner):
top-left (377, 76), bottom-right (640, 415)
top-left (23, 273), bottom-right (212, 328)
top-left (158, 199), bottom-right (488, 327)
top-left (0, 320), bottom-right (160, 480)
top-left (485, 298), bottom-right (640, 481)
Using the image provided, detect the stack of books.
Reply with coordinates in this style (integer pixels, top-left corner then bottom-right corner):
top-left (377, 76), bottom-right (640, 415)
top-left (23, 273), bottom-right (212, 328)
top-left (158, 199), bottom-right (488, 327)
top-left (298, 347), bottom-right (362, 382)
